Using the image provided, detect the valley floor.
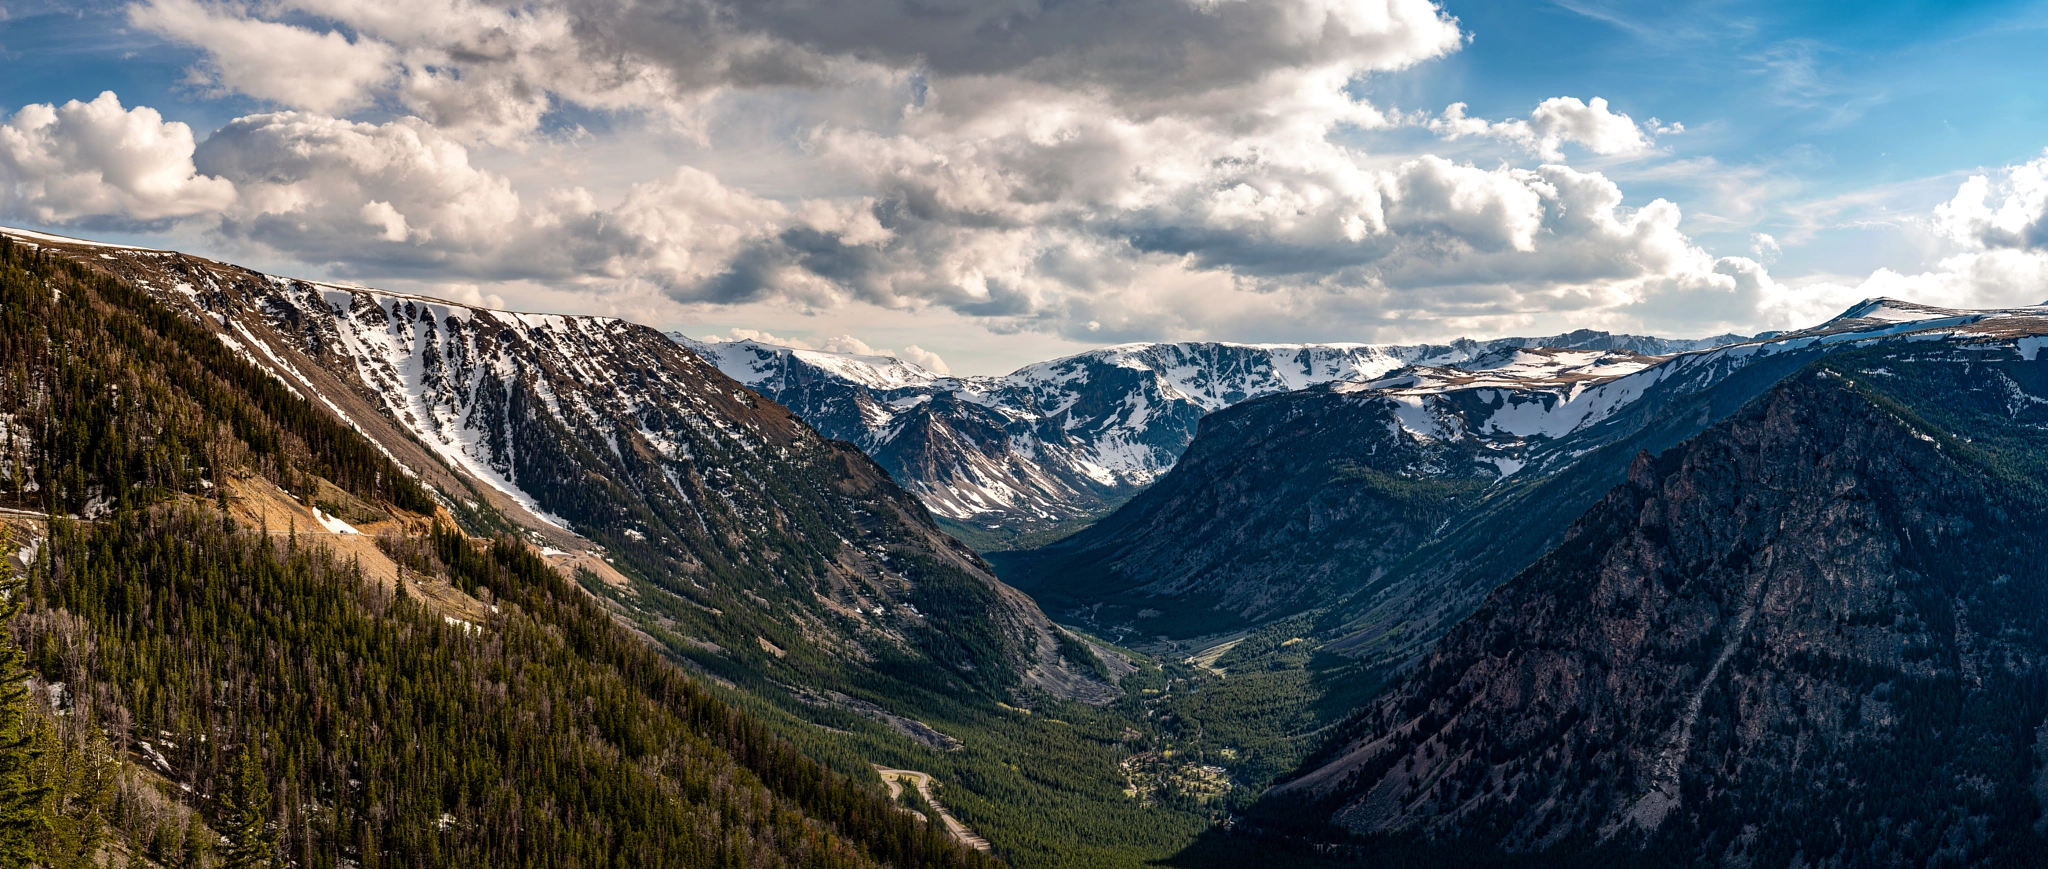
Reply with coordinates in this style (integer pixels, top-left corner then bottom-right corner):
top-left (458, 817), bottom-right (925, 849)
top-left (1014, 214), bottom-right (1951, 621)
top-left (664, 604), bottom-right (1385, 869)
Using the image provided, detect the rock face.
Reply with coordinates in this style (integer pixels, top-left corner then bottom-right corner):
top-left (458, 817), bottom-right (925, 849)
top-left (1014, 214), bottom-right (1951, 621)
top-left (11, 228), bottom-right (1112, 711)
top-left (681, 333), bottom-right (1744, 539)
top-left (1272, 350), bottom-right (2048, 865)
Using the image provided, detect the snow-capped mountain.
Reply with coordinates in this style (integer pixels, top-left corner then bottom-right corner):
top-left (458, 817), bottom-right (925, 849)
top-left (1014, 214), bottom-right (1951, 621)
top-left (1003, 296), bottom-right (2048, 647)
top-left (678, 330), bottom-right (1746, 538)
top-left (5, 227), bottom-right (1120, 710)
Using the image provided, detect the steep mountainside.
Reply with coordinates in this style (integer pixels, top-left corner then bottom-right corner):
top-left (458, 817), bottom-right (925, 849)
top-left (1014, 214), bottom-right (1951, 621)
top-left (1001, 300), bottom-right (2048, 651)
top-left (680, 332), bottom-right (1743, 541)
top-left (0, 236), bottom-right (997, 868)
top-left (4, 228), bottom-right (1114, 729)
top-left (1264, 343), bottom-right (2048, 866)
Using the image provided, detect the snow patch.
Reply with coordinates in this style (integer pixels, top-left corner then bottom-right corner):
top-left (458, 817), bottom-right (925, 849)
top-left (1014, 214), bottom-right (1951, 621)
top-left (311, 507), bottom-right (361, 535)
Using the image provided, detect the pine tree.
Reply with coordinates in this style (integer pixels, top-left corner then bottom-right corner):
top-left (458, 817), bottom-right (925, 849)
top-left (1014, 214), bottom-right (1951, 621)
top-left (218, 742), bottom-right (278, 869)
top-left (0, 525), bottom-right (48, 869)
top-left (180, 810), bottom-right (209, 869)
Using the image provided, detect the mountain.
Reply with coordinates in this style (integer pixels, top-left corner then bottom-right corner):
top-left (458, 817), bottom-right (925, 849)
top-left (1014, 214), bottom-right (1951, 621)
top-left (1259, 333), bottom-right (2048, 865)
top-left (679, 331), bottom-right (1746, 543)
top-left (998, 299), bottom-right (2048, 654)
top-left (4, 227), bottom-right (1116, 727)
top-left (0, 234), bottom-right (998, 868)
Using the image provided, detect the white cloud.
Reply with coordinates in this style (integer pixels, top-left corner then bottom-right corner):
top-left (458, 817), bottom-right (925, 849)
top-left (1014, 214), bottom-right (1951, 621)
top-left (130, 0), bottom-right (397, 115)
top-left (1750, 232), bottom-right (1781, 261)
top-left (1743, 154), bottom-right (2048, 329)
top-left (360, 200), bottom-right (409, 242)
top-left (132, 0), bottom-right (1461, 145)
top-left (7, 82), bottom-right (1758, 346)
top-left (1935, 151), bottom-right (2048, 251)
top-left (594, 0), bottom-right (1464, 108)
top-left (0, 92), bottom-right (236, 223)
top-left (1431, 96), bottom-right (1653, 161)
top-left (194, 111), bottom-right (527, 262)
top-left (32, 3), bottom-right (1998, 355)
top-left (899, 345), bottom-right (950, 375)
top-left (815, 335), bottom-right (883, 356)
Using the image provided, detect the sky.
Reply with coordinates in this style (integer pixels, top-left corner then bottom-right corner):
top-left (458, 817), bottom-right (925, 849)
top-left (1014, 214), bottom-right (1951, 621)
top-left (4, 0), bottom-right (2048, 374)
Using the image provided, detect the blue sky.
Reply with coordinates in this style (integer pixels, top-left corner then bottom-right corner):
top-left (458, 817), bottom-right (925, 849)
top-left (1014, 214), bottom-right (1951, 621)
top-left (4, 0), bottom-right (2048, 373)
top-left (1410, 0), bottom-right (2048, 272)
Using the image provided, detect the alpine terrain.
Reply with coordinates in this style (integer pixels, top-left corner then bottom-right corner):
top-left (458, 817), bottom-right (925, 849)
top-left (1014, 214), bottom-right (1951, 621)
top-left (1256, 330), bottom-right (2048, 866)
top-left (10, 224), bottom-right (2048, 869)
top-left (679, 331), bottom-right (1742, 544)
top-left (998, 300), bottom-right (2011, 655)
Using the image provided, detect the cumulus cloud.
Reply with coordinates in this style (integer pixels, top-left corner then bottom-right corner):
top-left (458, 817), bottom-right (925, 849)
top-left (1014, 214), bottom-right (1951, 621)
top-left (133, 0), bottom-right (700, 144)
top-left (6, 1), bottom-right (1888, 353)
top-left (1936, 151), bottom-right (2048, 251)
top-left (1747, 155), bottom-right (2048, 329)
top-left (186, 111), bottom-right (817, 292)
top-left (0, 92), bottom-right (236, 223)
top-left (133, 0), bottom-right (1459, 144)
top-left (1432, 97), bottom-right (1654, 161)
top-left (700, 0), bottom-right (1464, 104)
top-left (131, 0), bottom-right (397, 115)
top-left (898, 345), bottom-right (950, 375)
top-left (194, 112), bottom-right (527, 262)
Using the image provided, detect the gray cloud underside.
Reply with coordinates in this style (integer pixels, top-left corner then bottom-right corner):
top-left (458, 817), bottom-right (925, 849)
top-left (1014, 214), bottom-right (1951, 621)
top-left (4, 0), bottom-right (2047, 348)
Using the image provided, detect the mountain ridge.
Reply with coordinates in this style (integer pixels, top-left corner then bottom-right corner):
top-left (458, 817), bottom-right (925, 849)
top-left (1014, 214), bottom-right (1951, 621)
top-left (678, 329), bottom-right (1748, 540)
top-left (0, 235), bottom-right (1000, 868)
top-left (1252, 342), bottom-right (2048, 865)
top-left (1001, 296), bottom-right (2048, 655)
top-left (1, 226), bottom-right (1119, 722)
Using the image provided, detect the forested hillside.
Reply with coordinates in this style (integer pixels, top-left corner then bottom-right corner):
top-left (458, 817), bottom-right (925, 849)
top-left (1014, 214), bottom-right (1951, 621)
top-left (0, 236), bottom-right (999, 868)
top-left (41, 233), bottom-right (1115, 728)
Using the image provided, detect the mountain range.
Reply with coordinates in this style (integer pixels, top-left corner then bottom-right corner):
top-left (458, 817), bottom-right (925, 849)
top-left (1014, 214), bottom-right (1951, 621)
top-left (677, 330), bottom-right (1744, 543)
top-left (996, 300), bottom-right (2009, 653)
top-left (8, 224), bottom-right (2048, 867)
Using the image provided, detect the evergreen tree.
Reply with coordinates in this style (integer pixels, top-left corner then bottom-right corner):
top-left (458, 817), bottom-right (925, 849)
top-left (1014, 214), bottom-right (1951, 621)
top-left (0, 526), bottom-right (48, 869)
top-left (218, 743), bottom-right (278, 869)
top-left (180, 810), bottom-right (209, 869)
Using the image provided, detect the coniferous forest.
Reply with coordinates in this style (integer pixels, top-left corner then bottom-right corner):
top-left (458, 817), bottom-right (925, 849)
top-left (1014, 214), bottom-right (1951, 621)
top-left (0, 237), bottom-right (1001, 868)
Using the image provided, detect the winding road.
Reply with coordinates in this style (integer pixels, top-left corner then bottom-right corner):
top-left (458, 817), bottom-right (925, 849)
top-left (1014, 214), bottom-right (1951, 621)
top-left (875, 766), bottom-right (992, 852)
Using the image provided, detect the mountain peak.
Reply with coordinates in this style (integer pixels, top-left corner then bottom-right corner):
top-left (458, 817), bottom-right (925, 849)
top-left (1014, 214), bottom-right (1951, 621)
top-left (1831, 296), bottom-right (1966, 323)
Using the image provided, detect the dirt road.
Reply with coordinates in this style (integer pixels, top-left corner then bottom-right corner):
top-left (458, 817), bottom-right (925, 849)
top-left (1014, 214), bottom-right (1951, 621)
top-left (874, 766), bottom-right (992, 852)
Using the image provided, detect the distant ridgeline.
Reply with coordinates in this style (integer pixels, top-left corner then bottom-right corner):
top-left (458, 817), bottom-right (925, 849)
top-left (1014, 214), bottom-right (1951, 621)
top-left (678, 330), bottom-right (1743, 545)
top-left (0, 235), bottom-right (1002, 868)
